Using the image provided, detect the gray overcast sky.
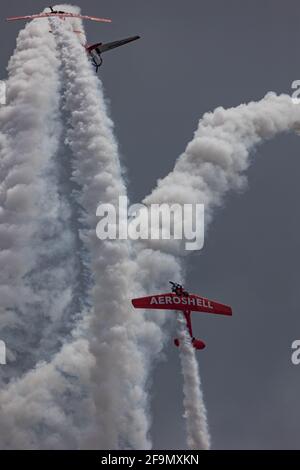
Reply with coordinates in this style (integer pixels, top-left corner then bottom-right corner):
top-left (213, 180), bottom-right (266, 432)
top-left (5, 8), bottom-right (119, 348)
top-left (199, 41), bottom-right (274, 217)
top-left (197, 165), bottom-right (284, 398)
top-left (2, 0), bottom-right (300, 449)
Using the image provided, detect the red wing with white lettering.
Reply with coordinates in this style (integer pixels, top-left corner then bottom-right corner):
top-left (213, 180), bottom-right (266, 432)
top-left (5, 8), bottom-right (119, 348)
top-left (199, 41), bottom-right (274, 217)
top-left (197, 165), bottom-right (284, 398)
top-left (195, 295), bottom-right (232, 316)
top-left (131, 293), bottom-right (232, 316)
top-left (132, 293), bottom-right (175, 310)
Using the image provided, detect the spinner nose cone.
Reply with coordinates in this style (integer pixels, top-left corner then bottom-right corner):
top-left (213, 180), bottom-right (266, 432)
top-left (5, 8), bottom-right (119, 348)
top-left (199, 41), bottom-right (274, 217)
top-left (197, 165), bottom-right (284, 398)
top-left (192, 338), bottom-right (206, 350)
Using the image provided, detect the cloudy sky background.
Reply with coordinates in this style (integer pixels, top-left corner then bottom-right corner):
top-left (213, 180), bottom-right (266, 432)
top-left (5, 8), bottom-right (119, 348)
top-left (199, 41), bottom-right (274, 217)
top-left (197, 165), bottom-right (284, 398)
top-left (2, 0), bottom-right (300, 449)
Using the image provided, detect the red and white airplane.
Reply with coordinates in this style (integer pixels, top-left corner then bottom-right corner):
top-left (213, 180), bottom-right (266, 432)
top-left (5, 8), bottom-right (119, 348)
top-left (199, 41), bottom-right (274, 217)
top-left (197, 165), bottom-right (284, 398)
top-left (6, 6), bottom-right (112, 24)
top-left (132, 281), bottom-right (232, 351)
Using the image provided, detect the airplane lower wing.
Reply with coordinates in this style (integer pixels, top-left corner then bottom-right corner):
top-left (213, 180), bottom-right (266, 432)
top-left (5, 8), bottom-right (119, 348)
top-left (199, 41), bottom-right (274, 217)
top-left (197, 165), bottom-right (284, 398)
top-left (87, 36), bottom-right (141, 54)
top-left (132, 292), bottom-right (232, 316)
top-left (6, 13), bottom-right (112, 23)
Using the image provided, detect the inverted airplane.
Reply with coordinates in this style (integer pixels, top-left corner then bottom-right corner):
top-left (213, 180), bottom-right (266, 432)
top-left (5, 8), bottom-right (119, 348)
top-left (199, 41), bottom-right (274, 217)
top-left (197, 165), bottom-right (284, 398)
top-left (86, 36), bottom-right (140, 72)
top-left (132, 281), bottom-right (232, 351)
top-left (6, 6), bottom-right (112, 24)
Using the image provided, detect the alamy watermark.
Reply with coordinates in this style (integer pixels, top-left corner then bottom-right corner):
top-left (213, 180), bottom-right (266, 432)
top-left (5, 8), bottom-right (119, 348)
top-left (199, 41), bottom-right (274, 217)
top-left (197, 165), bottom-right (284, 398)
top-left (291, 340), bottom-right (300, 365)
top-left (96, 196), bottom-right (205, 251)
top-left (291, 80), bottom-right (300, 104)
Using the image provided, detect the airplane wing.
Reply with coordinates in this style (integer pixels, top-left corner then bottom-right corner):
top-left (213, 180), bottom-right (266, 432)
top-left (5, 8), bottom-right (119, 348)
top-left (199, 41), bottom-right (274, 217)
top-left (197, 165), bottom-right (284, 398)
top-left (132, 293), bottom-right (232, 316)
top-left (6, 13), bottom-right (112, 23)
top-left (87, 36), bottom-right (140, 54)
top-left (6, 14), bottom-right (45, 21)
top-left (79, 15), bottom-right (112, 23)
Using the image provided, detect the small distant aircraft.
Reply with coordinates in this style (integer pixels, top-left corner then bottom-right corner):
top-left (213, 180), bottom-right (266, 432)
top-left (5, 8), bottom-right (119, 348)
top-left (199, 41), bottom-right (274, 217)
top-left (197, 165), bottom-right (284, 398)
top-left (132, 281), bottom-right (232, 351)
top-left (6, 6), bottom-right (112, 24)
top-left (86, 36), bottom-right (140, 72)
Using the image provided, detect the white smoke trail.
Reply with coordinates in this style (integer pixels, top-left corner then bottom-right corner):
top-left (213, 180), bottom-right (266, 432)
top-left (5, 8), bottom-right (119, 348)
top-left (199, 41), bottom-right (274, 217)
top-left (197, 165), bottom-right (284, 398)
top-left (51, 18), bottom-right (157, 449)
top-left (0, 3), bottom-right (155, 450)
top-left (139, 93), bottom-right (300, 449)
top-left (144, 93), bottom-right (300, 219)
top-left (177, 314), bottom-right (210, 450)
top-left (0, 7), bottom-right (96, 449)
top-left (0, 330), bottom-right (96, 449)
top-left (0, 15), bottom-right (79, 380)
